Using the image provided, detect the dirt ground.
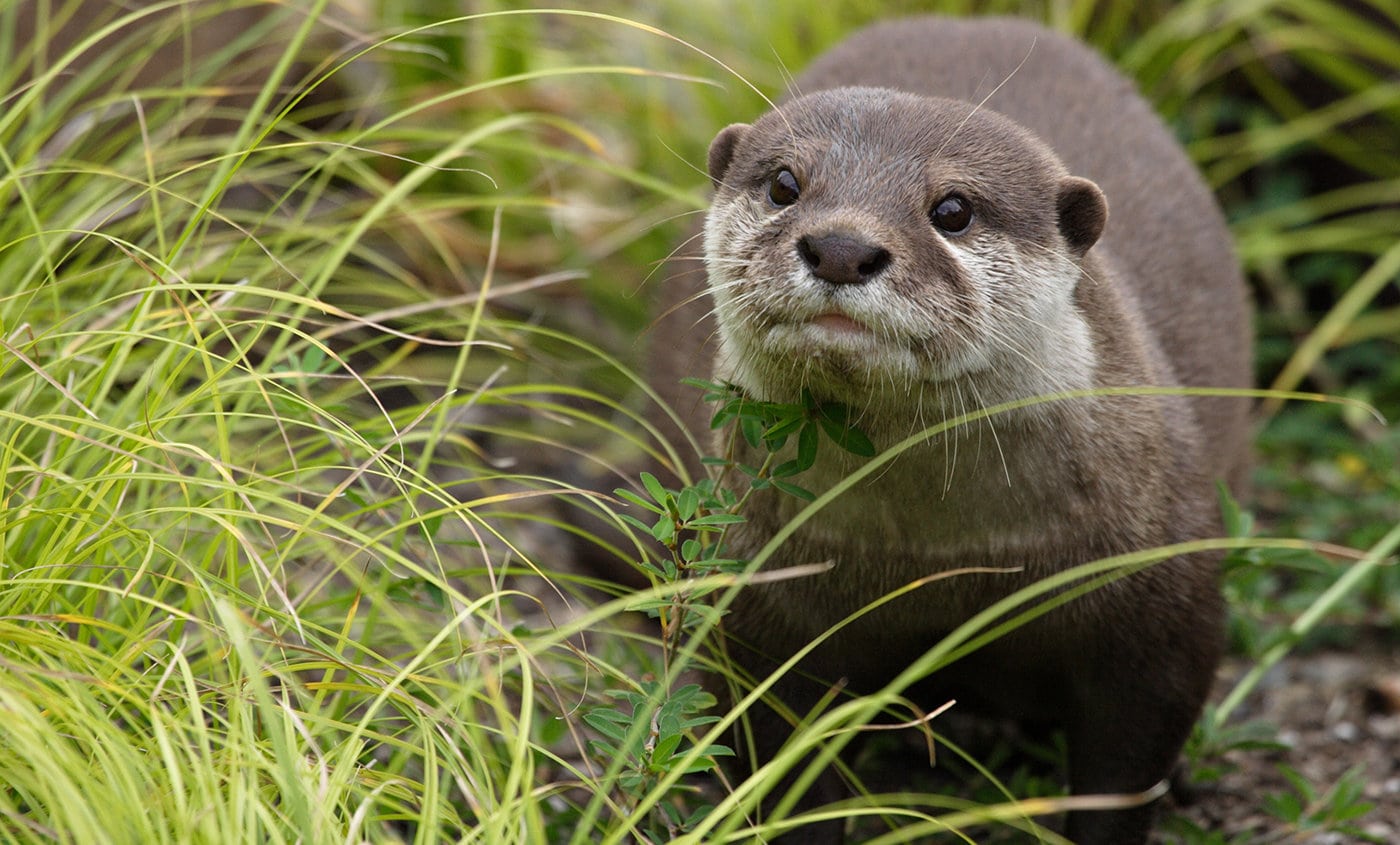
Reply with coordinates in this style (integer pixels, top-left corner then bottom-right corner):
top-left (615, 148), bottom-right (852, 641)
top-left (1160, 646), bottom-right (1400, 843)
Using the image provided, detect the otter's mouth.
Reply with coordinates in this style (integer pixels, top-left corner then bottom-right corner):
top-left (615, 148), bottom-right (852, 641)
top-left (809, 312), bottom-right (869, 334)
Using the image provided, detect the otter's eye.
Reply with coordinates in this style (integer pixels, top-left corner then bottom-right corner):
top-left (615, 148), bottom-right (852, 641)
top-left (768, 169), bottom-right (800, 207)
top-left (930, 195), bottom-right (973, 235)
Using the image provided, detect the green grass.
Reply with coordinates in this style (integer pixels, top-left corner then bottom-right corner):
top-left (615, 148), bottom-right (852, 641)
top-left (1, 0), bottom-right (1397, 842)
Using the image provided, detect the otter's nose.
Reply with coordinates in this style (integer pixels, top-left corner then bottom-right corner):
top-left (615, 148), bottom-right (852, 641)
top-left (797, 233), bottom-right (891, 286)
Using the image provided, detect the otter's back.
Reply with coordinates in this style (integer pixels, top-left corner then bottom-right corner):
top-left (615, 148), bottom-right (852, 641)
top-left (795, 17), bottom-right (1251, 487)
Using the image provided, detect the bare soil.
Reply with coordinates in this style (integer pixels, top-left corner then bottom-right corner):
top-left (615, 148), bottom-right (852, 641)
top-left (1160, 646), bottom-right (1400, 843)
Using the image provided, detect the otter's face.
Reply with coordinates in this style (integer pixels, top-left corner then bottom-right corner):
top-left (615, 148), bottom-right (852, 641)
top-left (702, 87), bottom-right (1106, 423)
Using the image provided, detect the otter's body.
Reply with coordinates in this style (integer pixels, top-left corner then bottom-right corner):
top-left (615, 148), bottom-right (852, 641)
top-left (653, 17), bottom-right (1250, 844)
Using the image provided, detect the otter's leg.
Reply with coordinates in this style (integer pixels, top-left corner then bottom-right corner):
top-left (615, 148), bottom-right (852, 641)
top-left (714, 643), bottom-right (851, 844)
top-left (1062, 608), bottom-right (1221, 844)
top-left (743, 698), bottom-right (849, 844)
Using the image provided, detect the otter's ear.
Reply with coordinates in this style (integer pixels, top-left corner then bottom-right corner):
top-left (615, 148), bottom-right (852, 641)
top-left (707, 123), bottom-right (749, 188)
top-left (1057, 176), bottom-right (1108, 257)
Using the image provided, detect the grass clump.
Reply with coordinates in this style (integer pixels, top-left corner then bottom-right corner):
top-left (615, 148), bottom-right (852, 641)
top-left (1, 1), bottom-right (1397, 843)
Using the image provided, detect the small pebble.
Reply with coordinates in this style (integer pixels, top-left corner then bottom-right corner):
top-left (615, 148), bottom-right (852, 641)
top-left (1365, 673), bottom-right (1400, 714)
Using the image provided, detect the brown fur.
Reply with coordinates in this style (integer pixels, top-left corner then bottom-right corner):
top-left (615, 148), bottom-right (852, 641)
top-left (650, 16), bottom-right (1251, 845)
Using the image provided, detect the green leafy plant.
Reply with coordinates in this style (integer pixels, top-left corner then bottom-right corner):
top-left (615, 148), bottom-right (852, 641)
top-left (583, 682), bottom-right (728, 840)
top-left (581, 378), bottom-right (885, 838)
top-left (1181, 706), bottom-right (1290, 785)
top-left (698, 380), bottom-right (877, 497)
top-left (1263, 764), bottom-right (1381, 843)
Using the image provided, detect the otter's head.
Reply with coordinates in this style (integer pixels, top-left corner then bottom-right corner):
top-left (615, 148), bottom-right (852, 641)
top-left (703, 87), bottom-right (1107, 426)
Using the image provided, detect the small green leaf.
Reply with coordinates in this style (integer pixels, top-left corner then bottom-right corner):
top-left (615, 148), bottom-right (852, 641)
top-left (772, 479), bottom-right (816, 500)
top-left (740, 416), bottom-right (764, 448)
top-left (1217, 482), bottom-right (1253, 537)
top-left (651, 517), bottom-right (676, 544)
top-left (676, 487), bottom-right (700, 521)
top-left (586, 739), bottom-right (620, 759)
top-left (678, 714), bottom-right (721, 731)
top-left (583, 711), bottom-right (630, 742)
top-left (690, 513), bottom-right (745, 527)
top-left (772, 459), bottom-right (804, 478)
top-left (1264, 792), bottom-right (1303, 822)
top-left (628, 598), bottom-right (673, 614)
top-left (650, 733), bottom-right (683, 767)
top-left (817, 407), bottom-right (876, 456)
top-left (710, 405), bottom-right (737, 428)
top-left (797, 422), bottom-right (818, 469)
top-left (683, 747), bottom-right (732, 772)
top-left (683, 805), bottom-right (716, 829)
top-left (814, 402), bottom-right (877, 456)
top-left (680, 538), bottom-right (702, 562)
top-left (614, 488), bottom-right (665, 515)
top-left (1278, 765), bottom-right (1316, 802)
top-left (538, 716), bottom-right (568, 745)
top-left (1331, 802), bottom-right (1375, 823)
top-left (618, 513), bottom-right (657, 535)
top-left (300, 344), bottom-right (326, 374)
top-left (689, 557), bottom-right (743, 574)
top-left (680, 376), bottom-right (726, 392)
top-left (636, 558), bottom-right (667, 579)
top-left (764, 414), bottom-right (805, 441)
top-left (640, 472), bottom-right (671, 509)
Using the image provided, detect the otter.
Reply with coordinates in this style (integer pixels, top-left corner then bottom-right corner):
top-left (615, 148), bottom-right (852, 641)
top-left (650, 15), bottom-right (1251, 845)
